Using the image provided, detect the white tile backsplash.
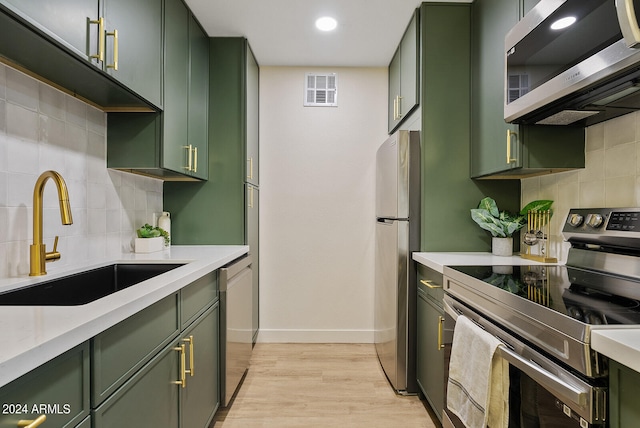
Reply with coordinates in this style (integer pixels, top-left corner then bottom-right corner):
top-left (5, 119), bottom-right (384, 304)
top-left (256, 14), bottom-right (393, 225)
top-left (0, 63), bottom-right (163, 278)
top-left (522, 111), bottom-right (640, 262)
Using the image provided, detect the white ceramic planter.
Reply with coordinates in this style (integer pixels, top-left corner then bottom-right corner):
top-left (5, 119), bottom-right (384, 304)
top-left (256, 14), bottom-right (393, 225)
top-left (492, 237), bottom-right (513, 257)
top-left (134, 237), bottom-right (165, 253)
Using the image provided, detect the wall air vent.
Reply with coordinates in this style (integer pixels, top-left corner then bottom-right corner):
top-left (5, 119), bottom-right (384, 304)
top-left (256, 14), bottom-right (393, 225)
top-left (304, 73), bottom-right (338, 107)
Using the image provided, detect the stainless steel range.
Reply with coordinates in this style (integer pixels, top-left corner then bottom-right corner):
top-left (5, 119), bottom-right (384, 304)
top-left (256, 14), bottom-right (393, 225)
top-left (443, 208), bottom-right (640, 428)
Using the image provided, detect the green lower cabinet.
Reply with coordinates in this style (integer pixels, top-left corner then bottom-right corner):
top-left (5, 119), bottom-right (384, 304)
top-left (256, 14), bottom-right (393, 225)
top-left (609, 360), bottom-right (640, 427)
top-left (181, 303), bottom-right (220, 428)
top-left (416, 265), bottom-right (444, 422)
top-left (93, 303), bottom-right (219, 428)
top-left (92, 341), bottom-right (180, 428)
top-left (0, 342), bottom-right (90, 428)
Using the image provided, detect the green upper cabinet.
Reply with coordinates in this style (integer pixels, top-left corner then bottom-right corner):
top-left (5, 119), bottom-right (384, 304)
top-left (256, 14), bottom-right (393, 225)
top-left (470, 0), bottom-right (584, 179)
top-left (188, 13), bottom-right (210, 180)
top-left (102, 0), bottom-right (163, 108)
top-left (0, 0), bottom-right (101, 61)
top-left (246, 45), bottom-right (260, 186)
top-left (162, 0), bottom-right (190, 175)
top-left (107, 0), bottom-right (208, 181)
top-left (0, 0), bottom-right (159, 109)
top-left (388, 9), bottom-right (420, 133)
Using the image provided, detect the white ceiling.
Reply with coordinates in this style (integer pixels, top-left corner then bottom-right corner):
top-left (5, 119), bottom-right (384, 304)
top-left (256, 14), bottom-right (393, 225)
top-left (184, 0), bottom-right (472, 67)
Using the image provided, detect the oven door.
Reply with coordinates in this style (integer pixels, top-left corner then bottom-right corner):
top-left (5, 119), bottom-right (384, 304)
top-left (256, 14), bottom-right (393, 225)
top-left (443, 296), bottom-right (607, 428)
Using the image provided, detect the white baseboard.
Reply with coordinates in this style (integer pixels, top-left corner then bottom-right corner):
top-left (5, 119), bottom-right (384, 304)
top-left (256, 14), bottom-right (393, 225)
top-left (256, 329), bottom-right (375, 343)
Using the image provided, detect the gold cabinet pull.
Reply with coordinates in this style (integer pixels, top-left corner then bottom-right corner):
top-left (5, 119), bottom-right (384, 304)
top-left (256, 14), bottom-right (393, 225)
top-left (396, 95), bottom-right (403, 120)
top-left (506, 129), bottom-right (517, 164)
top-left (172, 344), bottom-right (187, 388)
top-left (420, 279), bottom-right (442, 289)
top-left (247, 158), bottom-right (253, 180)
top-left (17, 415), bottom-right (46, 428)
top-left (106, 29), bottom-right (118, 70)
top-left (393, 97), bottom-right (398, 121)
top-left (89, 17), bottom-right (105, 62)
top-left (437, 316), bottom-right (445, 350)
top-left (183, 335), bottom-right (194, 377)
top-left (183, 145), bottom-right (193, 171)
top-left (248, 186), bottom-right (254, 209)
top-left (192, 147), bottom-right (198, 173)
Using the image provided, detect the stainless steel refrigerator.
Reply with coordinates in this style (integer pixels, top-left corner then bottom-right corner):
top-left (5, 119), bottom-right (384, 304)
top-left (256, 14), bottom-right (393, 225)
top-left (374, 130), bottom-right (420, 394)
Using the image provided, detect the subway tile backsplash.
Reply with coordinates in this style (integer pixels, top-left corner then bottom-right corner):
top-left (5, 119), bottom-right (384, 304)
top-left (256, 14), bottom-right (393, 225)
top-left (522, 112), bottom-right (640, 261)
top-left (0, 63), bottom-right (163, 278)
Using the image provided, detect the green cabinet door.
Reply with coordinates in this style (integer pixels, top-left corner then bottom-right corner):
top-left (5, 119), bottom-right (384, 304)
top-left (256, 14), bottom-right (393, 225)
top-left (93, 341), bottom-right (180, 428)
top-left (0, 0), bottom-right (101, 62)
top-left (388, 49), bottom-right (402, 132)
top-left (102, 0), bottom-right (163, 108)
top-left (0, 342), bottom-right (90, 428)
top-left (416, 265), bottom-right (444, 422)
top-left (163, 0), bottom-right (190, 175)
top-left (470, 0), bottom-right (520, 177)
top-left (181, 304), bottom-right (220, 428)
top-left (610, 360), bottom-right (640, 427)
top-left (188, 14), bottom-right (210, 180)
top-left (247, 184), bottom-right (259, 342)
top-left (246, 45), bottom-right (260, 186)
top-left (388, 10), bottom-right (420, 133)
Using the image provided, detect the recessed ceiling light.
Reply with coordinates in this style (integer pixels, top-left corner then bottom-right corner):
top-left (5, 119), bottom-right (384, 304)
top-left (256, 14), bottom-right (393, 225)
top-left (550, 16), bottom-right (576, 30)
top-left (316, 16), bottom-right (337, 32)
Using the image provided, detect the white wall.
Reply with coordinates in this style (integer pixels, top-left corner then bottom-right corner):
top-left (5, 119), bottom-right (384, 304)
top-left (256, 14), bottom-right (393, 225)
top-left (259, 66), bottom-right (388, 343)
top-left (0, 63), bottom-right (163, 279)
top-left (521, 112), bottom-right (640, 261)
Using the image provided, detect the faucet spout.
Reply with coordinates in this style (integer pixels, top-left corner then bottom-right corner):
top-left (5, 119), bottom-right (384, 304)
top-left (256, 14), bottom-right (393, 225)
top-left (30, 170), bottom-right (73, 276)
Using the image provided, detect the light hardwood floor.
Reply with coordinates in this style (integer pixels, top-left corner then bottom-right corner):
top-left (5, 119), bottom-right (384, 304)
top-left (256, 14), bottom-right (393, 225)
top-left (211, 343), bottom-right (440, 428)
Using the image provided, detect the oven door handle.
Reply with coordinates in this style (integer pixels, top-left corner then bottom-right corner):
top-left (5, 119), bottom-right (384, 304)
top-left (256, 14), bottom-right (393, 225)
top-left (496, 346), bottom-right (587, 406)
top-left (443, 299), bottom-right (588, 406)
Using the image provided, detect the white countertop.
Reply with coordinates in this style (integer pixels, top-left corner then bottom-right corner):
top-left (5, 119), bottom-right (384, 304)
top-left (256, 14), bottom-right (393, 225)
top-left (0, 245), bottom-right (248, 388)
top-left (412, 251), bottom-right (557, 273)
top-left (591, 329), bottom-right (640, 373)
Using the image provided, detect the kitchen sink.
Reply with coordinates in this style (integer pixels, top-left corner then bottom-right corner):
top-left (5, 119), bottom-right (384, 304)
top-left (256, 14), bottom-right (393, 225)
top-left (0, 263), bottom-right (184, 306)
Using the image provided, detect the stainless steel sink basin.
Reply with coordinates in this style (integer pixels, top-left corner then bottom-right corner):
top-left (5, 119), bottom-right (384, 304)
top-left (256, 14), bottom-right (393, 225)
top-left (0, 263), bottom-right (184, 305)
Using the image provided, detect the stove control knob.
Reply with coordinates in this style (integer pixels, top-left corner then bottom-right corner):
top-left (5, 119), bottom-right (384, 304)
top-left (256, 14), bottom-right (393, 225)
top-left (586, 213), bottom-right (604, 228)
top-left (567, 213), bottom-right (584, 227)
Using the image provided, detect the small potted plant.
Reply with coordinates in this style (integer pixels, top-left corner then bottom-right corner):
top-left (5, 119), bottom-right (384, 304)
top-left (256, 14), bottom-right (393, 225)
top-left (471, 197), bottom-right (552, 256)
top-left (134, 224), bottom-right (170, 253)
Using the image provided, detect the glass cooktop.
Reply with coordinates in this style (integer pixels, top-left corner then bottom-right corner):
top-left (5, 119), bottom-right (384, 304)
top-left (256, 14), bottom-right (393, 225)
top-left (449, 265), bottom-right (640, 325)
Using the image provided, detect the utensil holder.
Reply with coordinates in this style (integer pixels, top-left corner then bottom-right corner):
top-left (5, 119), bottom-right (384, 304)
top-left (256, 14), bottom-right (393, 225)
top-left (521, 210), bottom-right (557, 263)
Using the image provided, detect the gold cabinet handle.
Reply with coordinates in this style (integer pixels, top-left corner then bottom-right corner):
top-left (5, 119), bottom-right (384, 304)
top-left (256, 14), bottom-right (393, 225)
top-left (192, 147), bottom-right (198, 173)
top-left (248, 186), bottom-right (254, 209)
top-left (172, 344), bottom-right (187, 388)
top-left (18, 415), bottom-right (46, 428)
top-left (247, 158), bottom-right (253, 180)
top-left (89, 17), bottom-right (105, 62)
top-left (506, 129), bottom-right (517, 164)
top-left (396, 95), bottom-right (403, 120)
top-left (183, 145), bottom-right (193, 171)
top-left (393, 97), bottom-right (398, 121)
top-left (106, 29), bottom-right (118, 70)
top-left (420, 279), bottom-right (442, 289)
top-left (183, 335), bottom-right (194, 377)
top-left (437, 316), bottom-right (445, 350)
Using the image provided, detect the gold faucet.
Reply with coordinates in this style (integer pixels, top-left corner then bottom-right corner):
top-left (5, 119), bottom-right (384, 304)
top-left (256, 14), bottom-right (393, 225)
top-left (30, 171), bottom-right (73, 276)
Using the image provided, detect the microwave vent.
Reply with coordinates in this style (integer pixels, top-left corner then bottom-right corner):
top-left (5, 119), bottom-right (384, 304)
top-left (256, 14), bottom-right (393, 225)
top-left (535, 110), bottom-right (600, 126)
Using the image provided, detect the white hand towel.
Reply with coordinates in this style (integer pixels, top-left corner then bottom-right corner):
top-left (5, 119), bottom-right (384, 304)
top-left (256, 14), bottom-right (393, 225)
top-left (446, 315), bottom-right (509, 428)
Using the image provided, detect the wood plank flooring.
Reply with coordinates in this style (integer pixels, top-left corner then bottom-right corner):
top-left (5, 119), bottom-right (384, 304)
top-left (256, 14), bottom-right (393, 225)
top-left (210, 343), bottom-right (440, 428)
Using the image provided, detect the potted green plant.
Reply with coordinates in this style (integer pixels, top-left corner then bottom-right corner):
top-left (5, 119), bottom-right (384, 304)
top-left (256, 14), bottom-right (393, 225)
top-left (471, 197), bottom-right (552, 256)
top-left (134, 224), bottom-right (170, 253)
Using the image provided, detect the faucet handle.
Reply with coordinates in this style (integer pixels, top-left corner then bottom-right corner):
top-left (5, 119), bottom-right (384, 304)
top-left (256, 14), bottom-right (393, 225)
top-left (45, 236), bottom-right (62, 262)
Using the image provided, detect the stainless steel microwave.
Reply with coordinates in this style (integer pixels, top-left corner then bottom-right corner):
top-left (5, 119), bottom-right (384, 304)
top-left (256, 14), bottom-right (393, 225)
top-left (504, 0), bottom-right (640, 126)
